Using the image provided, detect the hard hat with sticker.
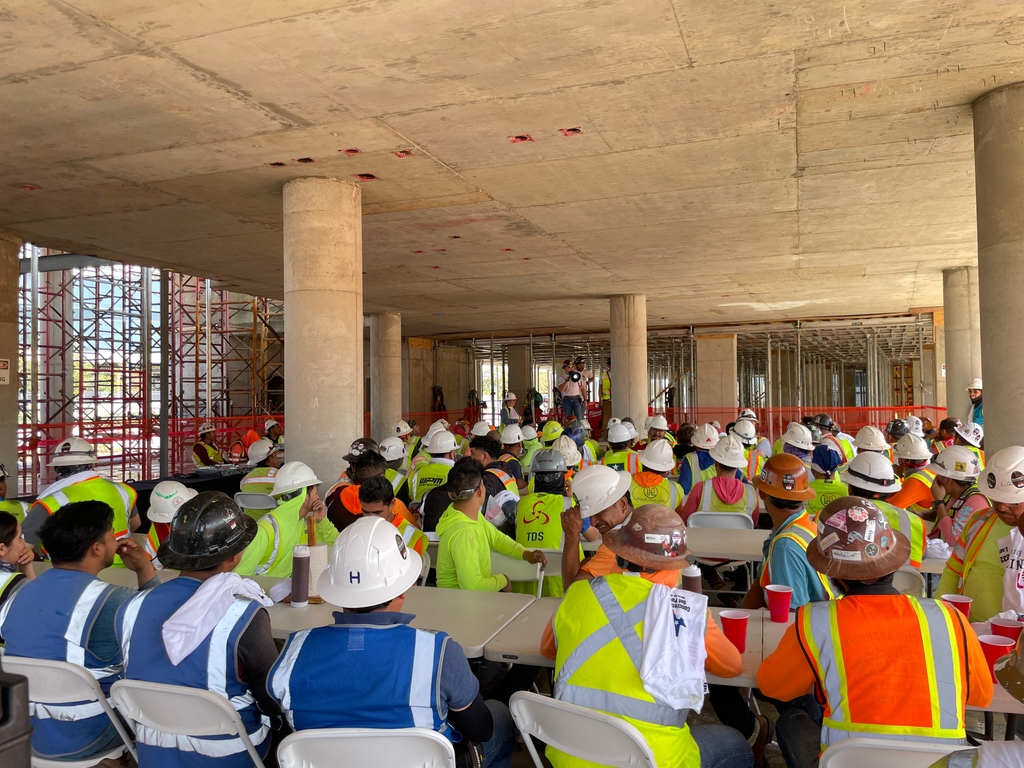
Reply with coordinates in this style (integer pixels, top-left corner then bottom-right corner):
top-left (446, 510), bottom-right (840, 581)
top-left (807, 497), bottom-right (910, 580)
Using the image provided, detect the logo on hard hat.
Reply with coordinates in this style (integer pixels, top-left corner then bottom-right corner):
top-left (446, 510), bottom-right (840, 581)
top-left (60, 442), bottom-right (72, 453)
top-left (987, 473), bottom-right (998, 489)
top-left (395, 534), bottom-right (408, 560)
top-left (1012, 471), bottom-right (1024, 489)
top-left (782, 474), bottom-right (795, 491)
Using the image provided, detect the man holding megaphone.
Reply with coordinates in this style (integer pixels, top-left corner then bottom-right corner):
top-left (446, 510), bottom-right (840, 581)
top-left (558, 357), bottom-right (592, 423)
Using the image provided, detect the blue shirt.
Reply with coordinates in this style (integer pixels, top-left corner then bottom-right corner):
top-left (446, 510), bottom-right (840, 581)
top-left (972, 401), bottom-right (984, 426)
top-left (678, 450), bottom-right (715, 495)
top-left (757, 512), bottom-right (830, 608)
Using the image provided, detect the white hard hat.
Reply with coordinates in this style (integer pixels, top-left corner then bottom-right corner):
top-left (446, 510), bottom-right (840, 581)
top-left (955, 421), bottom-right (984, 448)
top-left (608, 417), bottom-right (622, 428)
top-left (781, 423), bottom-right (814, 452)
top-left (429, 418), bottom-right (450, 433)
top-left (318, 516), bottom-right (421, 609)
top-left (501, 425), bottom-right (524, 445)
top-left (247, 438), bottom-right (279, 466)
top-left (710, 434), bottom-right (748, 469)
top-left (148, 481), bottom-right (199, 523)
top-left (426, 430), bottom-right (457, 454)
top-left (470, 420), bottom-right (491, 437)
top-left (505, 392), bottom-right (517, 401)
top-left (392, 420), bottom-right (412, 438)
top-left (931, 445), bottom-right (982, 483)
top-left (638, 439), bottom-right (674, 473)
top-left (853, 425), bottom-right (889, 452)
top-left (729, 419), bottom-right (757, 447)
top-left (521, 425), bottom-right (538, 441)
top-left (979, 446), bottom-right (1024, 504)
top-left (272, 461), bottom-right (322, 497)
top-left (572, 465), bottom-right (631, 519)
top-left (892, 434), bottom-right (931, 462)
top-left (643, 416), bottom-right (653, 431)
top-left (579, 420), bottom-right (593, 432)
top-left (691, 423), bottom-right (719, 451)
top-left (379, 436), bottom-right (407, 462)
top-left (904, 415), bottom-right (925, 438)
top-left (264, 419), bottom-right (280, 432)
top-left (607, 423), bottom-right (631, 444)
top-left (625, 422), bottom-right (640, 440)
top-left (50, 437), bottom-right (97, 467)
top-left (198, 422), bottom-right (216, 435)
top-left (649, 415), bottom-right (669, 432)
top-left (840, 452), bottom-right (902, 494)
top-left (967, 378), bottom-right (984, 391)
top-left (552, 435), bottom-right (582, 468)
top-left (737, 408), bottom-right (759, 423)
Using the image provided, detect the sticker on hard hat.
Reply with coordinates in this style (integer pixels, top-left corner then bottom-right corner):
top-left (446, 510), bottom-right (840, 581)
top-left (954, 462), bottom-right (967, 473)
top-left (823, 511), bottom-right (848, 532)
top-left (988, 473), bottom-right (998, 489)
top-left (644, 533), bottom-right (670, 544)
top-left (831, 549), bottom-right (862, 562)
top-left (864, 543), bottom-right (880, 558)
top-left (781, 474), bottom-right (795, 491)
top-left (863, 519), bottom-right (876, 542)
top-left (848, 507), bottom-right (869, 523)
top-left (818, 532), bottom-right (840, 551)
top-left (1012, 471), bottom-right (1024, 489)
top-left (395, 534), bottom-right (408, 559)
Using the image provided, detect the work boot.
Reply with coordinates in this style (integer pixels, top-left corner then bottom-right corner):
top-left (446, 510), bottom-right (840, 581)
top-left (750, 713), bottom-right (774, 768)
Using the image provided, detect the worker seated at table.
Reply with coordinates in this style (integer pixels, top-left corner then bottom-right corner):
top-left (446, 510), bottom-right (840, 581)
top-left (379, 436), bottom-right (413, 505)
top-left (888, 433), bottom-right (936, 502)
top-left (681, 435), bottom-right (758, 525)
top-left (758, 498), bottom-right (992, 768)
top-left (269, 516), bottom-right (516, 768)
top-left (976, 448), bottom-right (1024, 623)
top-left (358, 476), bottom-right (428, 556)
top-left (631, 439), bottom-right (685, 513)
top-left (436, 459), bottom-right (546, 592)
top-left (805, 445), bottom-right (847, 519)
top-left (408, 429), bottom-right (459, 506)
top-left (146, 480), bottom-right (198, 543)
top-left (0, 510), bottom-right (35, 600)
top-left (192, 422), bottom-right (224, 467)
top-left (116, 492), bottom-right (281, 767)
top-left (925, 446), bottom-right (986, 546)
top-left (468, 436), bottom-right (521, 535)
top-left (678, 423), bottom-right (721, 494)
top-left (327, 450), bottom-right (416, 534)
top-left (513, 449), bottom-right (578, 597)
top-left (0, 501), bottom-right (158, 762)
top-left (600, 422), bottom-right (640, 474)
top-left (542, 504), bottom-right (753, 768)
top-left (236, 461), bottom-right (338, 578)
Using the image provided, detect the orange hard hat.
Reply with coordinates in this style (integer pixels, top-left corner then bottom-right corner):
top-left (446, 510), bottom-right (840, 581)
top-left (752, 453), bottom-right (816, 501)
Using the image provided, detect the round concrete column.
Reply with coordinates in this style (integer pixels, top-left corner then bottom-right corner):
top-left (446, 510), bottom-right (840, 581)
top-left (942, 266), bottom-right (981, 421)
top-left (0, 233), bottom-right (20, 478)
top-left (369, 312), bottom-right (402, 442)
top-left (283, 177), bottom-right (363, 489)
top-left (609, 294), bottom-right (648, 430)
top-left (975, 82), bottom-right (1024, 454)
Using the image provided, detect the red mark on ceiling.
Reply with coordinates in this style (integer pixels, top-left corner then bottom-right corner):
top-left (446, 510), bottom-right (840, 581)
top-left (295, 157), bottom-right (315, 164)
top-left (393, 149), bottom-right (414, 158)
top-left (411, 250), bottom-right (424, 254)
top-left (501, 248), bottom-right (514, 252)
top-left (355, 173), bottom-right (378, 180)
top-left (559, 127), bottom-right (583, 136)
top-left (340, 148), bottom-right (362, 155)
top-left (434, 248), bottom-right (447, 253)
top-left (14, 184), bottom-right (40, 190)
top-left (266, 162), bottom-right (287, 167)
top-left (508, 134), bottom-right (534, 143)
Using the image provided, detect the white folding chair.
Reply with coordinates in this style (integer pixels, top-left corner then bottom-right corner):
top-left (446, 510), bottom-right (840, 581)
top-left (492, 552), bottom-right (544, 598)
top-left (819, 737), bottom-right (972, 767)
top-left (419, 549), bottom-right (432, 586)
top-left (894, 567), bottom-right (927, 597)
top-left (277, 727), bottom-right (456, 768)
top-left (509, 691), bottom-right (656, 768)
top-left (2, 656), bottom-right (136, 767)
top-left (110, 679), bottom-right (266, 767)
top-left (686, 511), bottom-right (755, 594)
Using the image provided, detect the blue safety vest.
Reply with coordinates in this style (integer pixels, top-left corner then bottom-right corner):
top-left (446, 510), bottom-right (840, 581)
top-left (0, 569), bottom-right (122, 760)
top-left (115, 578), bottom-right (270, 767)
top-left (269, 617), bottom-right (455, 739)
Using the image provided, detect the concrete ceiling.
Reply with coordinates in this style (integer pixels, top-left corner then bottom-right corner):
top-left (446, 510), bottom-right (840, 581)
top-left (0, 0), bottom-right (1019, 336)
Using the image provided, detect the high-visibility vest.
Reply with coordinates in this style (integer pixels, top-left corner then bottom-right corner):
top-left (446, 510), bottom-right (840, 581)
top-left (117, 578), bottom-right (270, 765)
top-left (759, 512), bottom-right (836, 600)
top-left (966, 445), bottom-right (986, 470)
top-left (946, 485), bottom-right (989, 542)
top-left (237, 491), bottom-right (336, 578)
top-left (408, 460), bottom-right (453, 503)
top-left (601, 374), bottom-right (611, 401)
top-left (681, 451), bottom-right (717, 491)
top-left (796, 597), bottom-right (971, 751)
top-left (395, 516), bottom-right (428, 556)
top-left (0, 570), bottom-right (24, 601)
top-left (745, 448), bottom-right (765, 483)
top-left (822, 434), bottom-right (855, 468)
top-left (629, 474), bottom-right (683, 511)
top-left (551, 576), bottom-right (698, 768)
top-left (485, 466), bottom-right (518, 496)
top-left (695, 478), bottom-right (758, 516)
top-left (0, 499), bottom-right (28, 522)
top-left (385, 467), bottom-right (408, 494)
top-left (515, 493), bottom-right (577, 597)
top-left (806, 478), bottom-right (848, 520)
top-left (520, 441), bottom-right (542, 475)
top-left (601, 450), bottom-right (639, 474)
top-left (192, 441), bottom-right (223, 466)
top-left (902, 466), bottom-right (938, 514)
top-left (874, 499), bottom-right (927, 569)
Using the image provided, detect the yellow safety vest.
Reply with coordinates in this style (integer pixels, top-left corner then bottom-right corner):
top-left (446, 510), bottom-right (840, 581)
top-left (874, 499), bottom-right (926, 569)
top-left (903, 466), bottom-right (938, 514)
top-left (744, 448), bottom-right (765, 483)
top-left (628, 475), bottom-right (683, 511)
top-left (385, 467), bottom-right (408, 494)
top-left (408, 460), bottom-right (453, 503)
top-left (694, 478), bottom-right (758, 516)
top-left (0, 499), bottom-right (28, 522)
top-left (396, 516), bottom-right (428, 556)
top-left (236, 490), bottom-right (338, 578)
top-left (601, 374), bottom-right (611, 401)
top-left (239, 467), bottom-right (278, 518)
top-left (601, 450), bottom-right (640, 474)
top-left (514, 493), bottom-right (579, 597)
top-left (805, 478), bottom-right (848, 520)
top-left (682, 452), bottom-right (718, 490)
top-left (519, 441), bottom-right (542, 475)
top-left (485, 466), bottom-right (518, 495)
top-left (966, 445), bottom-right (986, 470)
top-left (192, 441), bottom-right (223, 465)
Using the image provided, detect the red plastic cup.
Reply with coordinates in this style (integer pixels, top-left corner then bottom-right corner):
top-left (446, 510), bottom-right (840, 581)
top-left (941, 594), bottom-right (973, 619)
top-left (719, 610), bottom-right (749, 654)
top-left (978, 634), bottom-right (1016, 682)
top-left (990, 618), bottom-right (1024, 643)
top-left (765, 585), bottom-right (793, 623)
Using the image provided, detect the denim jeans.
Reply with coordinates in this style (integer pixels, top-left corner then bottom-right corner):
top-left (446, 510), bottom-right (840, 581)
top-left (774, 698), bottom-right (825, 768)
top-left (479, 700), bottom-right (516, 768)
top-left (690, 723), bottom-right (754, 768)
top-left (563, 396), bottom-right (584, 422)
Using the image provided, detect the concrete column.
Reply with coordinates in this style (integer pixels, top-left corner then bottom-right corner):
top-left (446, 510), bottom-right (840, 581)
top-left (695, 335), bottom-right (738, 415)
top-left (942, 267), bottom-right (981, 423)
top-left (609, 295), bottom-right (648, 429)
top-left (369, 312), bottom-right (402, 442)
top-left (507, 345), bottom-right (532, 403)
top-left (975, 82), bottom-right (1024, 453)
top-left (283, 177), bottom-right (363, 489)
top-left (0, 234), bottom-right (19, 480)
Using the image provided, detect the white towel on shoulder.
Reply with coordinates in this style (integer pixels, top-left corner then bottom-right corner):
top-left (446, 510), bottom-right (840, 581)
top-left (640, 584), bottom-right (708, 711)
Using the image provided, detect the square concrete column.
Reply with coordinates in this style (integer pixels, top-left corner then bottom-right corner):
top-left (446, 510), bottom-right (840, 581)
top-left (506, 344), bottom-right (532, 404)
top-left (942, 267), bottom-right (981, 423)
top-left (0, 234), bottom-right (19, 479)
top-left (609, 295), bottom-right (648, 429)
top-left (974, 82), bottom-right (1024, 453)
top-left (283, 177), bottom-right (363, 489)
top-left (696, 335), bottom-right (738, 414)
top-left (369, 312), bottom-right (402, 442)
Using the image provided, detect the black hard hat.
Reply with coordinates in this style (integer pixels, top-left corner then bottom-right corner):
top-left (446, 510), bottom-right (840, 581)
top-left (343, 437), bottom-right (380, 463)
top-left (157, 491), bottom-right (258, 570)
top-left (813, 413), bottom-right (835, 431)
top-left (885, 418), bottom-right (909, 440)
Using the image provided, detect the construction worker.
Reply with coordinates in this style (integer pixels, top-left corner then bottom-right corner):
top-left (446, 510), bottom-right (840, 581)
top-left (905, 414), bottom-right (926, 438)
top-left (886, 433), bottom-right (939, 514)
top-left (631, 439), bottom-right (685, 513)
top-left (408, 419), bottom-right (449, 469)
top-left (543, 504), bottom-right (752, 768)
top-left (0, 463), bottom-right (27, 522)
top-left (931, 417), bottom-right (961, 455)
top-left (680, 435), bottom-right (758, 524)
top-left (557, 358), bottom-right (590, 424)
top-left (759, 498), bottom-right (992, 766)
top-left (928, 446), bottom-right (986, 545)
top-left (737, 408), bottom-right (771, 458)
top-left (463, 420), bottom-right (492, 458)
top-left (192, 422), bottom-right (224, 467)
top-left (576, 419), bottom-right (602, 463)
top-left (552, 434), bottom-right (583, 477)
top-left (22, 437), bottom-right (157, 567)
top-left (937, 446), bottom-right (1021, 622)
top-left (539, 420), bottom-right (564, 448)
top-left (391, 418), bottom-right (418, 470)
top-left (467, 437), bottom-right (521, 532)
top-left (498, 425), bottom-right (528, 489)
top-left (814, 413), bottom-right (855, 469)
top-left (0, 510), bottom-right (35, 593)
top-left (730, 419), bottom-right (763, 482)
top-left (379, 436), bottom-right (412, 504)
top-left (268, 516), bottom-right (515, 768)
top-left (600, 360), bottom-right (612, 431)
top-left (236, 461), bottom-right (339, 578)
top-left (500, 393), bottom-right (520, 426)
top-left (328, 451), bottom-right (419, 534)
top-left (407, 430), bottom-right (457, 506)
top-left (638, 414), bottom-right (671, 449)
top-left (238, 438), bottom-right (280, 517)
top-left (243, 418), bottom-right (283, 454)
top-left (678, 422), bottom-right (720, 494)
top-left (884, 417), bottom-right (910, 446)
top-left (357, 475), bottom-right (428, 556)
top-left (975, 447), bottom-right (1024, 622)
top-left (115, 492), bottom-right (279, 766)
top-left (805, 445), bottom-right (847, 519)
top-left (0, 501), bottom-right (159, 762)
top-left (146, 480), bottom-right (198, 543)
top-left (435, 460), bottom-right (545, 591)
top-left (954, 421), bottom-right (986, 469)
top-left (514, 449), bottom-right (579, 596)
top-left (324, 437), bottom-right (379, 505)
top-left (518, 425), bottom-right (542, 475)
top-left (852, 424), bottom-right (892, 462)
top-left (778, 422), bottom-right (814, 466)
top-left (600, 422), bottom-right (640, 474)
top-left (967, 377), bottom-right (984, 426)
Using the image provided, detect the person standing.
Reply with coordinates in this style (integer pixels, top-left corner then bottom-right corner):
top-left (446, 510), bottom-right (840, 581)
top-left (967, 378), bottom-right (984, 426)
top-left (557, 359), bottom-right (591, 424)
top-left (500, 394), bottom-right (520, 426)
top-left (600, 360), bottom-right (612, 432)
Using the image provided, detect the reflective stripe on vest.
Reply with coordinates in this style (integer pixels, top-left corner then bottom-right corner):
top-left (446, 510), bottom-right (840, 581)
top-left (629, 477), bottom-right (680, 510)
top-left (386, 468), bottom-right (408, 493)
top-left (684, 452), bottom-right (718, 489)
top-left (876, 500), bottom-right (926, 569)
top-left (960, 512), bottom-right (999, 588)
top-left (486, 467), bottom-right (517, 495)
top-left (697, 480), bottom-right (757, 515)
top-left (554, 578), bottom-right (689, 727)
top-left (761, 516), bottom-right (836, 599)
top-left (800, 599), bottom-right (966, 748)
top-left (255, 514), bottom-right (282, 576)
top-left (746, 449), bottom-right (765, 482)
